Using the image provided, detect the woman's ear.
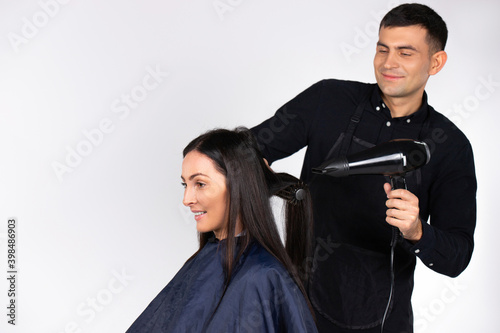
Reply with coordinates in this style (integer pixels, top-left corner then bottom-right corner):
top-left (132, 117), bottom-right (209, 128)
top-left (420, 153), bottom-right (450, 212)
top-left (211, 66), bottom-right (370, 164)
top-left (429, 50), bottom-right (447, 76)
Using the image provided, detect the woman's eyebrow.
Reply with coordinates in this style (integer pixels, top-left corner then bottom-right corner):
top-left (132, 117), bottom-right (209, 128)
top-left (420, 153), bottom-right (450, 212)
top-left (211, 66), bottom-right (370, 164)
top-left (181, 173), bottom-right (210, 182)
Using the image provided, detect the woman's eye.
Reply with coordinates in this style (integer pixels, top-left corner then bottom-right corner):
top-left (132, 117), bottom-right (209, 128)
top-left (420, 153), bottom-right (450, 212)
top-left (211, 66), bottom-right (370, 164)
top-left (181, 182), bottom-right (187, 188)
top-left (197, 182), bottom-right (206, 188)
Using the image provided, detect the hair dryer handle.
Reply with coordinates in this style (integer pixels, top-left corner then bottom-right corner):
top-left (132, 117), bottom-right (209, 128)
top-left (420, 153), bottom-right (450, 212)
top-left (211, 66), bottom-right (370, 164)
top-left (390, 175), bottom-right (407, 190)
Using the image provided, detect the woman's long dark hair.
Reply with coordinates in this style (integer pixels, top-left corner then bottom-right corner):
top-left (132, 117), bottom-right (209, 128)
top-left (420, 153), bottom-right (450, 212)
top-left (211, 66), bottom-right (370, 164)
top-left (183, 127), bottom-right (314, 315)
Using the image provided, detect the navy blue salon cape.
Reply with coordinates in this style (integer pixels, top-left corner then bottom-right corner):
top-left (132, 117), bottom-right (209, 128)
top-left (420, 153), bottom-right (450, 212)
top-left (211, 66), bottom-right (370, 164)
top-left (126, 238), bottom-right (317, 332)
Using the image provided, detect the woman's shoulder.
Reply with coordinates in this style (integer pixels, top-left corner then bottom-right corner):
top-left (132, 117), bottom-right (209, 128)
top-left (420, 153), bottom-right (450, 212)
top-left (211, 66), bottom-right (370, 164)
top-left (237, 242), bottom-right (294, 285)
top-left (217, 242), bottom-right (317, 332)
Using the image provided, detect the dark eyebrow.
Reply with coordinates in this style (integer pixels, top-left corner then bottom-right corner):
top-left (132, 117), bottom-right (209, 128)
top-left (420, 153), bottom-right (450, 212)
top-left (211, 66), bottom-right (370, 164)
top-left (181, 173), bottom-right (209, 182)
top-left (377, 41), bottom-right (418, 52)
top-left (377, 41), bottom-right (389, 48)
top-left (397, 45), bottom-right (418, 52)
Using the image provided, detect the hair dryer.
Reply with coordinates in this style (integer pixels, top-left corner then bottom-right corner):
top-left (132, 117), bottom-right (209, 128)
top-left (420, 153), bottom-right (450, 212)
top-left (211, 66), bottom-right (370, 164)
top-left (312, 139), bottom-right (430, 188)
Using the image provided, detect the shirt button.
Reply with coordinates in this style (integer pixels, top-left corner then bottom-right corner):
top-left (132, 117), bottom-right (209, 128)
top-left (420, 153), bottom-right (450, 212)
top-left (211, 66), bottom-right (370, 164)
top-left (376, 106), bottom-right (381, 111)
top-left (407, 119), bottom-right (411, 123)
top-left (414, 249), bottom-right (420, 254)
top-left (386, 121), bottom-right (391, 127)
top-left (429, 263), bottom-right (434, 267)
top-left (382, 103), bottom-right (386, 108)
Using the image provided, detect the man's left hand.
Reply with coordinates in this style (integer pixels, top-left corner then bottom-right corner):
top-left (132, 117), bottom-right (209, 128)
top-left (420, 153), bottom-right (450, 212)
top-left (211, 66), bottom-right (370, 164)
top-left (383, 183), bottom-right (422, 243)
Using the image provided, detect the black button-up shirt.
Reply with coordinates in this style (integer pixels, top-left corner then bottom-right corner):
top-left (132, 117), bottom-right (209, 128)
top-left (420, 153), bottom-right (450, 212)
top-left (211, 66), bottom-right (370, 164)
top-left (251, 79), bottom-right (477, 332)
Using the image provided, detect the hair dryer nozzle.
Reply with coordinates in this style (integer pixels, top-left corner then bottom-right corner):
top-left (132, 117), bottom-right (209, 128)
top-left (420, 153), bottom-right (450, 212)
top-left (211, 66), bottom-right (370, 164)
top-left (312, 157), bottom-right (350, 177)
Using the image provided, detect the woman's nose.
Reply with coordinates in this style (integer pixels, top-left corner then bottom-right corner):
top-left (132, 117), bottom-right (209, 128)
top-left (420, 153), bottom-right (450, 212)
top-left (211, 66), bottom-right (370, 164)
top-left (183, 186), bottom-right (195, 207)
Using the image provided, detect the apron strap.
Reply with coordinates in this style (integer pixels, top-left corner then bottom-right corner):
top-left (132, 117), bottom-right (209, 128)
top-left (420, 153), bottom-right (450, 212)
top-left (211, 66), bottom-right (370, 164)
top-left (338, 86), bottom-right (374, 158)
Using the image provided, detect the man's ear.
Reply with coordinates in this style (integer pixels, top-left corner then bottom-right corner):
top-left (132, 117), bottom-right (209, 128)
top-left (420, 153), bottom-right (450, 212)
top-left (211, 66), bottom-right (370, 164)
top-left (429, 50), bottom-right (447, 76)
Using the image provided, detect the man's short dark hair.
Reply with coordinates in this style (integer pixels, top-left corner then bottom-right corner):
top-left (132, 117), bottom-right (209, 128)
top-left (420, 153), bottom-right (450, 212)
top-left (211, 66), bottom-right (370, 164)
top-left (380, 3), bottom-right (448, 53)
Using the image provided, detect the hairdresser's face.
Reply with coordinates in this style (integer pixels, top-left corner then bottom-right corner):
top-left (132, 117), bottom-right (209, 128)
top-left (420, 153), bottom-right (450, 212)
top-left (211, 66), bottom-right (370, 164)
top-left (374, 25), bottom-right (434, 102)
top-left (182, 151), bottom-right (229, 239)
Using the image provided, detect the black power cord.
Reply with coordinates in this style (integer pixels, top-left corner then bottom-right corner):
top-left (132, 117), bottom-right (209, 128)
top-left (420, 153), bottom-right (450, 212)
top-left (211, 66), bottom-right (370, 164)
top-left (381, 175), bottom-right (406, 333)
top-left (380, 226), bottom-right (401, 332)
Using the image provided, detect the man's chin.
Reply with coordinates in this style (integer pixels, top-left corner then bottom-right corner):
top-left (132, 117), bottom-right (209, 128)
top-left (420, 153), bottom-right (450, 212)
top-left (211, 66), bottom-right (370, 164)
top-left (377, 81), bottom-right (406, 98)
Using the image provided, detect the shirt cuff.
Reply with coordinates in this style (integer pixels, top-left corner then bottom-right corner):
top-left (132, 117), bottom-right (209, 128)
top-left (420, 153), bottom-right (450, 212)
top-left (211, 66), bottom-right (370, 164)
top-left (402, 220), bottom-right (437, 268)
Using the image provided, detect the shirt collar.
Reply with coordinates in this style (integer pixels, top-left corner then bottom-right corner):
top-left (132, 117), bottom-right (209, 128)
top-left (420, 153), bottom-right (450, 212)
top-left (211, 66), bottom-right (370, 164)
top-left (370, 85), bottom-right (429, 124)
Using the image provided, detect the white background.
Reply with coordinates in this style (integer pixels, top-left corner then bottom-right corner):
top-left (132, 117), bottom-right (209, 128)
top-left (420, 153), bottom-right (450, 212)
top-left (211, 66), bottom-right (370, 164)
top-left (1, 0), bottom-right (499, 332)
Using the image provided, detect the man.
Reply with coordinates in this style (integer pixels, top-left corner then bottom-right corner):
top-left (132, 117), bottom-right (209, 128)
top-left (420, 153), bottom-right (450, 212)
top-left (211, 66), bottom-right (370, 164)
top-left (251, 4), bottom-right (476, 332)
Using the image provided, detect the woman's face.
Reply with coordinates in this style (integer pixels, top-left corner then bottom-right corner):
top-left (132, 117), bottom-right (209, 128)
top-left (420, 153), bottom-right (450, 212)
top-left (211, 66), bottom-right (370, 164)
top-left (181, 151), bottom-right (230, 239)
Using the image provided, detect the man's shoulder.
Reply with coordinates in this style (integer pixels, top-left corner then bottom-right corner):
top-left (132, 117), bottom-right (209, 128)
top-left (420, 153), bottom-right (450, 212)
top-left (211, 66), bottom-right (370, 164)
top-left (305, 79), bottom-right (375, 102)
top-left (423, 106), bottom-right (474, 166)
top-left (427, 105), bottom-right (471, 144)
top-left (316, 78), bottom-right (373, 90)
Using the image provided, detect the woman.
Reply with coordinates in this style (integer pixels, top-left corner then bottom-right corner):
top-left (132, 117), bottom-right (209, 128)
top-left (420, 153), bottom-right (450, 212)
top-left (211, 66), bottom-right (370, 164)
top-left (126, 127), bottom-right (317, 332)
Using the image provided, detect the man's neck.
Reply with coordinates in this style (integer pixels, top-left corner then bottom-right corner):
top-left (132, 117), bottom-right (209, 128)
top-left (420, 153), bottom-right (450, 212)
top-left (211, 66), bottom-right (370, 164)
top-left (381, 94), bottom-right (423, 118)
